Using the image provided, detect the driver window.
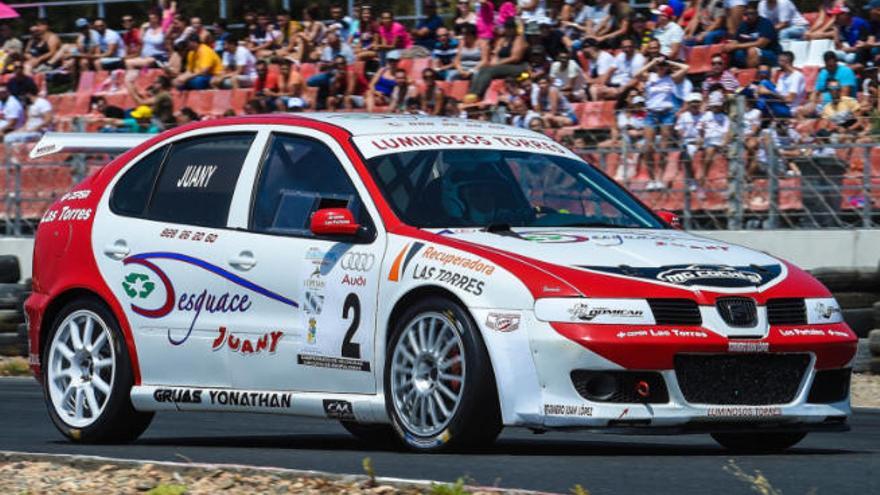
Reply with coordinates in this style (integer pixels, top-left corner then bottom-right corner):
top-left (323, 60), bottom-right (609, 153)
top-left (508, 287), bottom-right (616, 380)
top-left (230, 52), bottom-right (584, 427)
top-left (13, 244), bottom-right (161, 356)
top-left (250, 134), bottom-right (368, 236)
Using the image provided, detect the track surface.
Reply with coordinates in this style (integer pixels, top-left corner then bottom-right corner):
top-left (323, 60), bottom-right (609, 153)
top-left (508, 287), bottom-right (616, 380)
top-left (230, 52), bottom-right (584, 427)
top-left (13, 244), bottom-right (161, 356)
top-left (1, 378), bottom-right (877, 494)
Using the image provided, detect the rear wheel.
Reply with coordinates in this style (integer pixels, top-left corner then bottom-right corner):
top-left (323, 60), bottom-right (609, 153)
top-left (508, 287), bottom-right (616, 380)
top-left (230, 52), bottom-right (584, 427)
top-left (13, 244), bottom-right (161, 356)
top-left (384, 297), bottom-right (502, 452)
top-left (711, 432), bottom-right (807, 452)
top-left (43, 297), bottom-right (153, 443)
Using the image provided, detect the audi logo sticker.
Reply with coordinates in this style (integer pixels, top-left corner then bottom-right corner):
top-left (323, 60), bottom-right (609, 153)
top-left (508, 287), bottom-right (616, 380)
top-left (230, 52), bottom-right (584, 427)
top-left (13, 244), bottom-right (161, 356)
top-left (341, 252), bottom-right (376, 271)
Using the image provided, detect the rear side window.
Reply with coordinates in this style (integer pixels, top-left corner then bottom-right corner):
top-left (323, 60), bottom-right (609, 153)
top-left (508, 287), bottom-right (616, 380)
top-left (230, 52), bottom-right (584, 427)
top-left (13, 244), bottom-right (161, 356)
top-left (147, 133), bottom-right (255, 228)
top-left (110, 145), bottom-right (167, 217)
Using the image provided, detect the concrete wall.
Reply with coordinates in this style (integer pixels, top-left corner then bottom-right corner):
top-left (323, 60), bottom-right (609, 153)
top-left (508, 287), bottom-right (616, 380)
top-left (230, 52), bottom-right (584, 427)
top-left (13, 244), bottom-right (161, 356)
top-left (1, 230), bottom-right (878, 281)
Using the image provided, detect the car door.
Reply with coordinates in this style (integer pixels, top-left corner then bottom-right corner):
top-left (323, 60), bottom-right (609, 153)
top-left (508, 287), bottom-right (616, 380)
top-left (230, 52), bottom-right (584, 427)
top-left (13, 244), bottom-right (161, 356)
top-left (221, 129), bottom-right (385, 394)
top-left (93, 130), bottom-right (260, 388)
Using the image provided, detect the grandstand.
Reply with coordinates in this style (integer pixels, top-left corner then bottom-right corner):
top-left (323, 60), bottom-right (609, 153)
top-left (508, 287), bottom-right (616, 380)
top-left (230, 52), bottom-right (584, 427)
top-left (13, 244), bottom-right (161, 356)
top-left (2, 0), bottom-right (880, 232)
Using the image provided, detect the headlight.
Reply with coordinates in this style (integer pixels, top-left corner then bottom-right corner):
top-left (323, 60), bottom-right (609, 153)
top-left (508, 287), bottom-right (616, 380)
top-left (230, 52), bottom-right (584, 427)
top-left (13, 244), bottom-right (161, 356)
top-left (805, 297), bottom-right (844, 324)
top-left (534, 298), bottom-right (656, 324)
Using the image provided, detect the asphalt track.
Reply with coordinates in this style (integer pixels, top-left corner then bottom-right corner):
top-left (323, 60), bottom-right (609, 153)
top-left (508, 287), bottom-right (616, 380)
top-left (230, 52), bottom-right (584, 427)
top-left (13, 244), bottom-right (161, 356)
top-left (1, 378), bottom-right (877, 494)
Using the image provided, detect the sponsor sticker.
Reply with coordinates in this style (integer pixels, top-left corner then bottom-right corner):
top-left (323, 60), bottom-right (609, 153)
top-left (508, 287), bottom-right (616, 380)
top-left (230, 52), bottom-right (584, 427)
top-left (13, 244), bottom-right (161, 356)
top-left (569, 303), bottom-right (644, 322)
top-left (298, 353), bottom-right (371, 372)
top-left (304, 291), bottom-right (324, 315)
top-left (307, 318), bottom-right (317, 345)
top-left (59, 189), bottom-right (91, 202)
top-left (323, 399), bottom-right (356, 420)
top-left (177, 165), bottom-right (218, 188)
top-left (208, 390), bottom-right (292, 409)
top-left (341, 274), bottom-right (367, 287)
top-left (411, 264), bottom-right (485, 295)
top-left (706, 407), bottom-right (782, 418)
top-left (581, 264), bottom-right (783, 289)
top-left (122, 272), bottom-right (155, 299)
top-left (40, 206), bottom-right (92, 223)
top-left (212, 327), bottom-right (282, 355)
top-left (153, 388), bottom-right (202, 404)
top-left (486, 313), bottom-right (521, 332)
top-left (658, 265), bottom-right (762, 286)
top-left (778, 328), bottom-right (850, 338)
top-left (160, 227), bottom-right (218, 243)
top-left (340, 252), bottom-right (376, 271)
top-left (544, 404), bottom-right (594, 417)
top-left (728, 341), bottom-right (770, 352)
top-left (616, 328), bottom-right (709, 339)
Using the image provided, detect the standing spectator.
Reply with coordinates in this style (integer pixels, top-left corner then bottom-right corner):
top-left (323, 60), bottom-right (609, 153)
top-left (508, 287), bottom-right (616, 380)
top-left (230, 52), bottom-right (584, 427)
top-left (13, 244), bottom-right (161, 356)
top-left (775, 50), bottom-right (806, 114)
top-left (376, 10), bottom-right (413, 61)
top-left (723, 1), bottom-right (781, 68)
top-left (4, 88), bottom-right (52, 144)
top-left (125, 10), bottom-right (168, 71)
top-left (684, 0), bottom-right (726, 46)
top-left (531, 74), bottom-right (578, 127)
top-left (758, 0), bottom-right (808, 41)
top-left (701, 55), bottom-right (740, 95)
top-left (413, 1), bottom-right (444, 51)
top-left (634, 56), bottom-right (690, 189)
top-left (214, 36), bottom-right (257, 89)
top-left (469, 18), bottom-right (528, 98)
top-left (6, 62), bottom-right (38, 99)
top-left (549, 50), bottom-right (587, 102)
top-left (695, 91), bottom-right (730, 194)
top-left (388, 68), bottom-right (417, 113)
top-left (23, 19), bottom-right (61, 75)
top-left (652, 5), bottom-right (684, 57)
top-left (420, 67), bottom-right (446, 115)
top-left (175, 34), bottom-right (222, 90)
top-left (121, 15), bottom-right (142, 57)
top-left (454, 0), bottom-right (477, 35)
top-left (432, 27), bottom-right (459, 80)
top-left (0, 83), bottom-right (25, 135)
top-left (90, 18), bottom-right (127, 70)
top-left (448, 24), bottom-right (487, 81)
top-left (581, 38), bottom-right (615, 100)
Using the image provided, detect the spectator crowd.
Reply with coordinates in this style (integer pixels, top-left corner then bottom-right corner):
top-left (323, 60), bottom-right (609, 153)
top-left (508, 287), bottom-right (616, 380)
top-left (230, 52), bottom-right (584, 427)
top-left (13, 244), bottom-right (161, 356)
top-left (0, 0), bottom-right (879, 196)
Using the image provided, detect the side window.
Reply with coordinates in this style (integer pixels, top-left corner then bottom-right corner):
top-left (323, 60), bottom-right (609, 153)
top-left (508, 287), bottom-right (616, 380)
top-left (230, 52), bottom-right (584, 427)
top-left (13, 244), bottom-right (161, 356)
top-left (110, 145), bottom-right (167, 217)
top-left (147, 133), bottom-right (255, 228)
top-left (251, 134), bottom-right (367, 235)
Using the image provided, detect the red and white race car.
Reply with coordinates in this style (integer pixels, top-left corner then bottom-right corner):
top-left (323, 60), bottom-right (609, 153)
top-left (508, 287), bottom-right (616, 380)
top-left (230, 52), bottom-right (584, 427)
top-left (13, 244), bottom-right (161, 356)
top-left (26, 114), bottom-right (856, 452)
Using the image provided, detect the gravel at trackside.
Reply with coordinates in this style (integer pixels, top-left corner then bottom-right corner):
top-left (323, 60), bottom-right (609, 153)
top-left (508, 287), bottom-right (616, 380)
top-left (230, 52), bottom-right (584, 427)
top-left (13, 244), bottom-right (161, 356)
top-left (852, 373), bottom-right (880, 408)
top-left (0, 453), bottom-right (543, 495)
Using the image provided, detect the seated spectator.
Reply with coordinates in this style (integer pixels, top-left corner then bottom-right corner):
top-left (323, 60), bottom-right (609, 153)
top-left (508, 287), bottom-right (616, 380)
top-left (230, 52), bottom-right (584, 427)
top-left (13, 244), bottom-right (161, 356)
top-left (388, 68), bottom-right (417, 113)
top-left (626, 12), bottom-right (654, 50)
top-left (453, 0), bottom-right (477, 36)
top-left (253, 60), bottom-right (279, 96)
top-left (684, 0), bottom-right (726, 46)
top-left (775, 50), bottom-right (806, 115)
top-left (725, 0), bottom-right (748, 37)
top-left (508, 97), bottom-right (542, 129)
top-left (326, 5), bottom-right (353, 42)
top-left (601, 37), bottom-right (645, 99)
top-left (0, 83), bottom-right (26, 135)
top-left (339, 60), bottom-right (368, 110)
top-left (758, 0), bottom-right (808, 41)
top-left (723, 1), bottom-right (781, 68)
top-left (376, 10), bottom-right (412, 61)
top-left (323, 56), bottom-right (355, 111)
top-left (6, 62), bottom-right (37, 99)
top-left (250, 11), bottom-right (284, 59)
top-left (212, 20), bottom-right (231, 52)
top-left (632, 56), bottom-right (690, 189)
top-left (604, 90), bottom-right (648, 180)
top-left (695, 90), bottom-right (730, 193)
top-left (701, 55), bottom-right (740, 95)
top-left (468, 18), bottom-right (528, 98)
top-left (527, 45), bottom-right (551, 81)
top-left (652, 5), bottom-right (684, 57)
top-left (4, 87), bottom-right (53, 144)
top-left (585, 0), bottom-right (631, 48)
top-left (89, 95), bottom-right (125, 119)
top-left (420, 67), bottom-right (446, 115)
top-left (351, 6), bottom-right (378, 56)
top-left (798, 50), bottom-right (858, 118)
top-left (448, 24), bottom-right (487, 81)
top-left (176, 106), bottom-right (200, 125)
top-left (366, 50), bottom-right (402, 111)
top-left (0, 24), bottom-right (23, 67)
top-left (413, 1), bottom-right (443, 52)
top-left (742, 63), bottom-right (791, 118)
top-left (121, 15), bottom-right (142, 57)
top-left (675, 92), bottom-right (705, 171)
top-left (125, 10), bottom-right (168, 71)
top-left (535, 18), bottom-right (569, 60)
top-left (643, 38), bottom-right (663, 61)
top-left (126, 75), bottom-right (175, 129)
top-left (531, 73), bottom-right (578, 127)
top-left (821, 79), bottom-right (860, 137)
top-left (549, 50), bottom-right (587, 102)
top-left (23, 19), bottom-right (61, 75)
top-left (89, 18), bottom-right (128, 71)
top-left (806, 0), bottom-right (845, 40)
top-left (275, 59), bottom-right (308, 111)
top-left (214, 36), bottom-right (257, 89)
top-left (432, 27), bottom-right (459, 80)
top-left (581, 38), bottom-right (615, 99)
top-left (831, 6), bottom-right (870, 66)
top-left (175, 34), bottom-right (222, 90)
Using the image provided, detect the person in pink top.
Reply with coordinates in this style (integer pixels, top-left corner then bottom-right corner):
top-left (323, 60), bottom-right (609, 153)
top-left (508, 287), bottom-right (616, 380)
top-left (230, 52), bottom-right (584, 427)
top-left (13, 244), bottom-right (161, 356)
top-left (159, 0), bottom-right (176, 33)
top-left (376, 9), bottom-right (412, 60)
top-left (476, 0), bottom-right (495, 40)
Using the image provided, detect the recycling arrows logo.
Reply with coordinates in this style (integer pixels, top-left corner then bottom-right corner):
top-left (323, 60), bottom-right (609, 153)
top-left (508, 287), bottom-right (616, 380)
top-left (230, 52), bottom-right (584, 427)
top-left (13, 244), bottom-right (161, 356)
top-left (122, 273), bottom-right (155, 299)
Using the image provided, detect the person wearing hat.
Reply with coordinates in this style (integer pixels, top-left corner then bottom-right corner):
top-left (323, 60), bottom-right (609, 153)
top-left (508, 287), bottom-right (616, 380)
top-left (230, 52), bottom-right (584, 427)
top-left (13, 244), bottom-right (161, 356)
top-left (652, 5), bottom-right (684, 57)
top-left (174, 33), bottom-right (222, 90)
top-left (605, 90), bottom-right (647, 182)
top-left (806, 0), bottom-right (846, 41)
top-left (118, 105), bottom-right (159, 134)
top-left (758, 0), bottom-right (808, 41)
top-left (830, 5), bottom-right (871, 65)
top-left (674, 92), bottom-right (705, 180)
top-left (468, 17), bottom-right (528, 98)
top-left (694, 90), bottom-right (730, 195)
top-left (365, 50), bottom-right (402, 112)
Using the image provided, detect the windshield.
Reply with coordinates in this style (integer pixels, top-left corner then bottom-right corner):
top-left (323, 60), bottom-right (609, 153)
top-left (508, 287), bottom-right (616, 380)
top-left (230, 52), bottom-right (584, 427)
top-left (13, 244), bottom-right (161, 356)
top-left (364, 149), bottom-right (664, 229)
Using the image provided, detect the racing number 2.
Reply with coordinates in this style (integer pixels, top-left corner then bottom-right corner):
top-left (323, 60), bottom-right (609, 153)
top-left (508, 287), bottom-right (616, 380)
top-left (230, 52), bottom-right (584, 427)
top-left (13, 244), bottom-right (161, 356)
top-left (341, 293), bottom-right (361, 359)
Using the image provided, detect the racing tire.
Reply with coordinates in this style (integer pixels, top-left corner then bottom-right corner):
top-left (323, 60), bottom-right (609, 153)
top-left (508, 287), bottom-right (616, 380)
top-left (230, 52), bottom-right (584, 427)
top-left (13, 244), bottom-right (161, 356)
top-left (384, 297), bottom-right (502, 452)
top-left (42, 296), bottom-right (153, 443)
top-left (711, 432), bottom-right (807, 452)
top-left (340, 421), bottom-right (399, 447)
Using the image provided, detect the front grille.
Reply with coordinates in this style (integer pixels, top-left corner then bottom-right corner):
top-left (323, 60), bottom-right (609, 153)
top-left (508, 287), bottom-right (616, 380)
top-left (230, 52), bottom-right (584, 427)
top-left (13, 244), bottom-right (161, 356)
top-left (648, 299), bottom-right (702, 325)
top-left (716, 297), bottom-right (758, 327)
top-left (571, 370), bottom-right (669, 404)
top-left (808, 369), bottom-right (851, 403)
top-left (767, 298), bottom-right (807, 325)
top-left (674, 354), bottom-right (810, 405)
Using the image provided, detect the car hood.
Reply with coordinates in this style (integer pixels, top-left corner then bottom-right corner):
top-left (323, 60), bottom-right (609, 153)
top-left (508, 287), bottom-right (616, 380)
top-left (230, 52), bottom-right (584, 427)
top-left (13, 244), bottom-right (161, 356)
top-left (428, 228), bottom-right (788, 292)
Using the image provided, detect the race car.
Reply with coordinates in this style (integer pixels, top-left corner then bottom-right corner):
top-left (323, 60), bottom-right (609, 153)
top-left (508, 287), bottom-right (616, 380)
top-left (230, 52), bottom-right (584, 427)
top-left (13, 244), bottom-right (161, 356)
top-left (25, 114), bottom-right (856, 452)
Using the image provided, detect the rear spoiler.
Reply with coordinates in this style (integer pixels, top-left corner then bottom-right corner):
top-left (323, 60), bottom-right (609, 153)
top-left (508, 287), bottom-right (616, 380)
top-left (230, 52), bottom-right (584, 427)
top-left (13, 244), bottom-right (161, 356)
top-left (29, 133), bottom-right (154, 159)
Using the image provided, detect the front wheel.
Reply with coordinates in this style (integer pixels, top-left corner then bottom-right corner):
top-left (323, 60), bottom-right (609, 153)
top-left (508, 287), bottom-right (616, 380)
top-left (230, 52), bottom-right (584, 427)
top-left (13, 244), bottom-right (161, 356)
top-left (43, 297), bottom-right (153, 443)
top-left (384, 297), bottom-right (502, 452)
top-left (711, 432), bottom-right (807, 452)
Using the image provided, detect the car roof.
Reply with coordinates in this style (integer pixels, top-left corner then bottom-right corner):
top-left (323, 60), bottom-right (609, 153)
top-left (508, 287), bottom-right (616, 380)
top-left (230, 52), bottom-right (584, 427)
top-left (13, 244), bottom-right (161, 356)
top-left (298, 113), bottom-right (546, 138)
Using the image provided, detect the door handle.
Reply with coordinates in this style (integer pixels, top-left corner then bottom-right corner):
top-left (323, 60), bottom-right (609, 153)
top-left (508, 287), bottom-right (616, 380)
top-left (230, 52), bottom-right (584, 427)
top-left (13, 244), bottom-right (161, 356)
top-left (103, 240), bottom-right (130, 260)
top-left (229, 251), bottom-right (257, 270)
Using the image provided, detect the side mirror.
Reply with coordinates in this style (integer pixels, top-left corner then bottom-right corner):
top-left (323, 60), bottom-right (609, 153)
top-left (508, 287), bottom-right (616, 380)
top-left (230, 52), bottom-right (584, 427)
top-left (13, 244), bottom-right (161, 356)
top-left (310, 208), bottom-right (361, 236)
top-left (655, 210), bottom-right (682, 229)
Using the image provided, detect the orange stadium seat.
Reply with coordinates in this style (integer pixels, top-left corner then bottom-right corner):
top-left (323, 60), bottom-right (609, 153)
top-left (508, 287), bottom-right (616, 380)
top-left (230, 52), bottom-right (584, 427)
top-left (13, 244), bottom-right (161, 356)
top-left (579, 101), bottom-right (615, 129)
top-left (299, 63), bottom-right (318, 81)
top-left (735, 69), bottom-right (756, 86)
top-left (687, 46), bottom-right (715, 74)
top-left (184, 90), bottom-right (216, 115)
top-left (802, 66), bottom-right (819, 91)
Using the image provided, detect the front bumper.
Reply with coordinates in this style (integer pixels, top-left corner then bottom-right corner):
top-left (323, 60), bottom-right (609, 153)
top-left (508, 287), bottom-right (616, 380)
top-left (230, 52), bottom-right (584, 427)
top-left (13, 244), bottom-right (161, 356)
top-left (513, 316), bottom-right (856, 431)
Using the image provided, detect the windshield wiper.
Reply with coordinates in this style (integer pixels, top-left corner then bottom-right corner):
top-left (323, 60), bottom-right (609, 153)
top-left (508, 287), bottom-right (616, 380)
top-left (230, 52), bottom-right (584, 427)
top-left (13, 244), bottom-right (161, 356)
top-left (482, 223), bottom-right (523, 238)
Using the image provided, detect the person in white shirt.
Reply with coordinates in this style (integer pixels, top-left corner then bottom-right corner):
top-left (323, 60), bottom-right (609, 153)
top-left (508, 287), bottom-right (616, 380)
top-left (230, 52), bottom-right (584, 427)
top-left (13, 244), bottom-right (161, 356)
top-left (696, 90), bottom-right (730, 193)
top-left (675, 92), bottom-right (705, 163)
top-left (775, 51), bottom-right (806, 113)
top-left (549, 50), bottom-right (586, 101)
top-left (4, 88), bottom-right (52, 144)
top-left (652, 5), bottom-right (684, 58)
top-left (90, 18), bottom-right (127, 70)
top-left (214, 36), bottom-right (257, 89)
top-left (0, 84), bottom-right (25, 134)
top-left (581, 38), bottom-right (615, 99)
top-left (592, 37), bottom-right (645, 100)
top-left (758, 0), bottom-right (808, 41)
